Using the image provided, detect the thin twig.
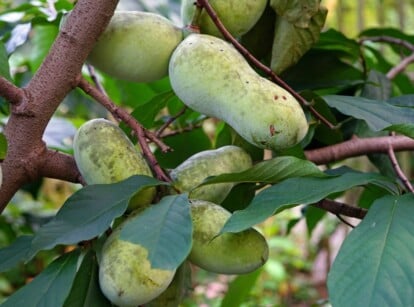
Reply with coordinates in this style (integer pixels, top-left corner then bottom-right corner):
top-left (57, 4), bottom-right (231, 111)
top-left (335, 214), bottom-right (355, 228)
top-left (160, 124), bottom-right (203, 138)
top-left (387, 133), bottom-right (414, 193)
top-left (359, 35), bottom-right (414, 52)
top-left (195, 0), bottom-right (335, 129)
top-left (386, 52), bottom-right (414, 79)
top-left (86, 64), bottom-right (108, 95)
top-left (156, 106), bottom-right (188, 137)
top-left (313, 199), bottom-right (367, 219)
top-left (305, 135), bottom-right (414, 165)
top-left (77, 77), bottom-right (171, 182)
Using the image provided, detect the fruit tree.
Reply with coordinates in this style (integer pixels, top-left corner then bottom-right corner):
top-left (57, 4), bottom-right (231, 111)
top-left (0, 0), bottom-right (414, 306)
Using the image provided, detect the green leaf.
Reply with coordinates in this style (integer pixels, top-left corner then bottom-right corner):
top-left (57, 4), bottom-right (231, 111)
top-left (120, 194), bottom-right (192, 270)
top-left (0, 235), bottom-right (33, 273)
top-left (360, 70), bottom-right (392, 101)
top-left (201, 156), bottom-right (326, 185)
top-left (63, 250), bottom-right (111, 307)
top-left (0, 133), bottom-right (7, 159)
top-left (222, 169), bottom-right (397, 233)
top-left (323, 95), bottom-right (414, 137)
top-left (29, 175), bottom-right (165, 260)
top-left (0, 42), bottom-right (11, 81)
top-left (270, 0), bottom-right (320, 27)
top-left (2, 249), bottom-right (80, 307)
top-left (130, 91), bottom-right (175, 129)
top-left (388, 95), bottom-right (414, 108)
top-left (220, 268), bottom-right (262, 307)
top-left (305, 205), bottom-right (326, 236)
top-left (271, 6), bottom-right (327, 74)
top-left (29, 24), bottom-right (59, 72)
top-left (328, 193), bottom-right (414, 306)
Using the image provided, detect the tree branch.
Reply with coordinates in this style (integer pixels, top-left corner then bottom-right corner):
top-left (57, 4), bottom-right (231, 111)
top-left (313, 199), bottom-right (367, 219)
top-left (40, 150), bottom-right (83, 184)
top-left (0, 0), bottom-right (119, 210)
top-left (386, 52), bottom-right (414, 80)
top-left (0, 77), bottom-right (23, 104)
top-left (305, 135), bottom-right (414, 165)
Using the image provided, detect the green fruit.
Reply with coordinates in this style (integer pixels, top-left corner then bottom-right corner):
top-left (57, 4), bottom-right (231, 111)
top-left (99, 216), bottom-right (176, 307)
top-left (147, 261), bottom-right (191, 307)
top-left (169, 34), bottom-right (309, 151)
top-left (170, 146), bottom-right (252, 204)
top-left (88, 11), bottom-right (183, 82)
top-left (181, 0), bottom-right (267, 38)
top-left (189, 200), bottom-right (269, 274)
top-left (73, 118), bottom-right (155, 211)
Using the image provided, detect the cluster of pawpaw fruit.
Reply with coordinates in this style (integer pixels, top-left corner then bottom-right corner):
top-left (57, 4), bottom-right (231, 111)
top-left (74, 1), bottom-right (318, 305)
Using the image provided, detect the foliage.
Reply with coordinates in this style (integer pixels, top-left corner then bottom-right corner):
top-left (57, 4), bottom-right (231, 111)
top-left (0, 0), bottom-right (413, 306)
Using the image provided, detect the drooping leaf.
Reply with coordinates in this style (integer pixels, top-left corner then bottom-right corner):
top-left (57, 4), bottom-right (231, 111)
top-left (388, 95), bottom-right (414, 108)
top-left (270, 0), bottom-right (320, 27)
top-left (323, 95), bottom-right (414, 137)
top-left (0, 132), bottom-right (7, 159)
top-left (271, 6), bottom-right (327, 74)
top-left (120, 194), bottom-right (192, 270)
top-left (29, 175), bottom-right (166, 260)
top-left (0, 235), bottom-right (33, 273)
top-left (360, 70), bottom-right (392, 101)
top-left (63, 250), bottom-right (111, 307)
top-left (222, 169), bottom-right (398, 233)
top-left (1, 249), bottom-right (80, 307)
top-left (200, 156), bottom-right (326, 186)
top-left (328, 193), bottom-right (414, 306)
top-left (305, 205), bottom-right (326, 236)
top-left (220, 268), bottom-right (262, 307)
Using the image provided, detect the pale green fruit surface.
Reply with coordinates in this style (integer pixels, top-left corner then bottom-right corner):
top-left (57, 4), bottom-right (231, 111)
top-left (169, 34), bottom-right (309, 151)
top-left (181, 0), bottom-right (267, 38)
top-left (189, 200), bottom-right (269, 274)
top-left (73, 118), bottom-right (155, 211)
top-left (146, 261), bottom-right (191, 307)
top-left (170, 146), bottom-right (252, 204)
top-left (99, 220), bottom-right (176, 307)
top-left (88, 11), bottom-right (183, 82)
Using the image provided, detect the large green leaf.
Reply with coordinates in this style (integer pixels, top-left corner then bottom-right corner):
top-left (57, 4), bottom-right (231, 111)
top-left (200, 156), bottom-right (326, 185)
top-left (323, 95), bottom-right (414, 137)
top-left (328, 193), bottom-right (414, 306)
top-left (1, 249), bottom-right (80, 307)
top-left (29, 24), bottom-right (59, 72)
top-left (388, 95), bottom-right (414, 108)
top-left (270, 0), bottom-right (320, 27)
top-left (0, 42), bottom-right (11, 81)
top-left (120, 194), bottom-right (192, 270)
top-left (221, 169), bottom-right (397, 233)
top-left (63, 250), bottom-right (111, 307)
top-left (0, 235), bottom-right (33, 273)
top-left (29, 175), bottom-right (165, 259)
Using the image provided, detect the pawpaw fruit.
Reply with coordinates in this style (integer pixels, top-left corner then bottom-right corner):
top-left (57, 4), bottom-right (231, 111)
top-left (170, 146), bottom-right (252, 204)
top-left (189, 199), bottom-right (269, 274)
top-left (73, 118), bottom-right (155, 211)
top-left (99, 213), bottom-right (176, 307)
top-left (169, 34), bottom-right (308, 151)
top-left (88, 11), bottom-right (183, 82)
top-left (181, 0), bottom-right (267, 38)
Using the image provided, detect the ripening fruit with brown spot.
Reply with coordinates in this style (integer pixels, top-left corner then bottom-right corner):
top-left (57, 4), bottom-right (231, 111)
top-left (169, 34), bottom-right (308, 150)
